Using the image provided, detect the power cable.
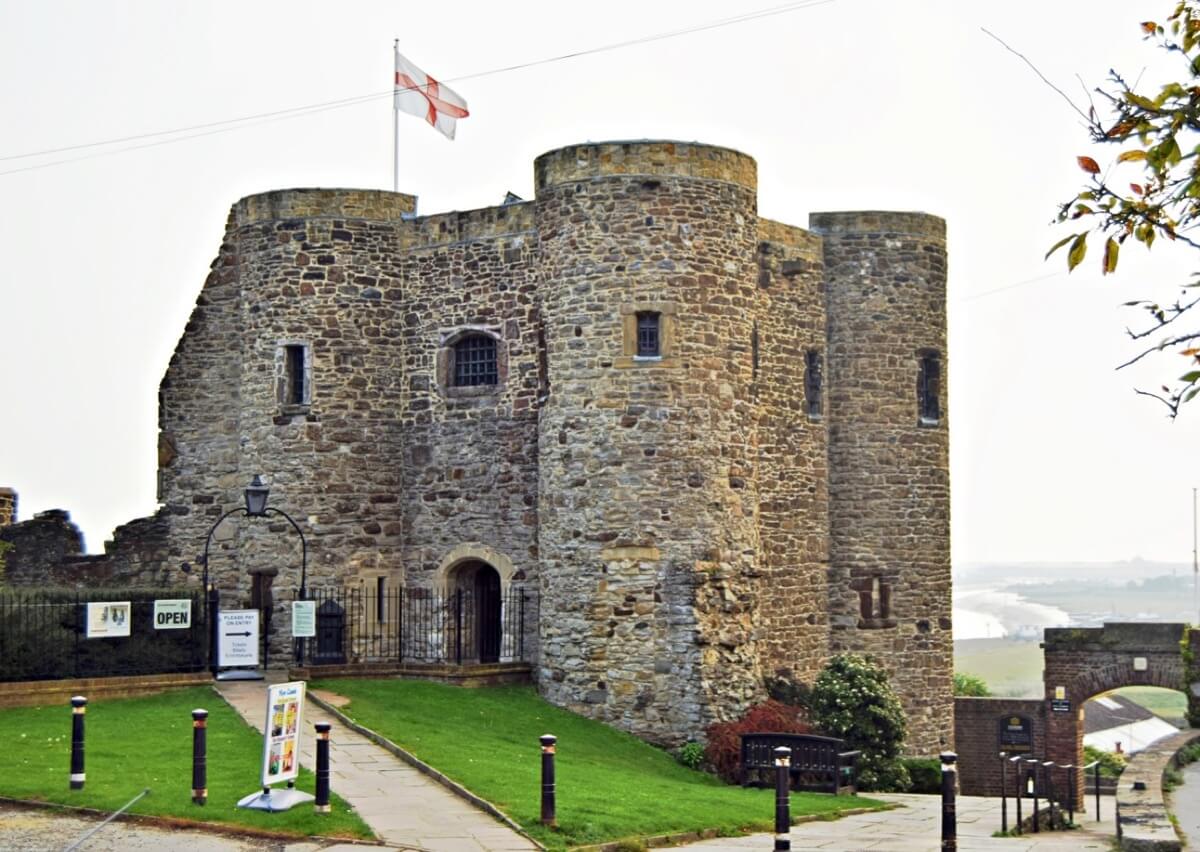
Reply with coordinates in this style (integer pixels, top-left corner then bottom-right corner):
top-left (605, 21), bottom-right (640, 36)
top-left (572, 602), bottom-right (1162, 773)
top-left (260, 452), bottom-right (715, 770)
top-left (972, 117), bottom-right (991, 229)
top-left (0, 0), bottom-right (837, 177)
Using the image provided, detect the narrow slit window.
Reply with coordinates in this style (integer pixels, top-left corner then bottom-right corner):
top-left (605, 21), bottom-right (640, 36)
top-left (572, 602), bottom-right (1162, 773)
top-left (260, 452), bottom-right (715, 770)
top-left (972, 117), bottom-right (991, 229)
top-left (804, 350), bottom-right (823, 418)
top-left (453, 334), bottom-right (498, 387)
top-left (636, 311), bottom-right (661, 357)
top-left (284, 344), bottom-right (307, 405)
top-left (377, 576), bottom-right (386, 623)
top-left (918, 352), bottom-right (941, 423)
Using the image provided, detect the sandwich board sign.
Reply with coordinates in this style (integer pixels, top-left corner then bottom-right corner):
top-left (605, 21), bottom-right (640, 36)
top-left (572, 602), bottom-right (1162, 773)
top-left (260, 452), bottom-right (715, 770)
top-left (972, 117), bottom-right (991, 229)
top-left (218, 609), bottom-right (260, 667)
top-left (85, 602), bottom-right (131, 638)
top-left (236, 681), bottom-right (313, 811)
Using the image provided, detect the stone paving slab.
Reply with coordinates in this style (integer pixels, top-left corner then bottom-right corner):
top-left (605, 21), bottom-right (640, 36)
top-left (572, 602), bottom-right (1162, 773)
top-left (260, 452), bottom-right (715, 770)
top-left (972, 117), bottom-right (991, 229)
top-left (214, 678), bottom-right (538, 852)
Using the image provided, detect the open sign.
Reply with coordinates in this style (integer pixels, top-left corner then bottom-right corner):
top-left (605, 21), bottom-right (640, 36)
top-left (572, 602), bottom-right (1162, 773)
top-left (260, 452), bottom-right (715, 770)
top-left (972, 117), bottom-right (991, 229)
top-left (153, 599), bottom-right (192, 629)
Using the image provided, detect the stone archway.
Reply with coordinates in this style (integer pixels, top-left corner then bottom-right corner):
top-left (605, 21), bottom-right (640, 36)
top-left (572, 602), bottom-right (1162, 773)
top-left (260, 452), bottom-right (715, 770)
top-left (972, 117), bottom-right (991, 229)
top-left (1043, 622), bottom-right (1197, 807)
top-left (436, 544), bottom-right (516, 664)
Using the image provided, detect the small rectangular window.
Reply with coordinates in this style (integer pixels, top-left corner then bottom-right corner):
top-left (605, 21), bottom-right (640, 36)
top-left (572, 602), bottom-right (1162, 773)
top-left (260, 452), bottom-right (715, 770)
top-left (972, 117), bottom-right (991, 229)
top-left (284, 344), bottom-right (307, 405)
top-left (804, 350), bottom-right (823, 419)
top-left (636, 311), bottom-right (661, 357)
top-left (918, 352), bottom-right (941, 423)
top-left (376, 576), bottom-right (386, 623)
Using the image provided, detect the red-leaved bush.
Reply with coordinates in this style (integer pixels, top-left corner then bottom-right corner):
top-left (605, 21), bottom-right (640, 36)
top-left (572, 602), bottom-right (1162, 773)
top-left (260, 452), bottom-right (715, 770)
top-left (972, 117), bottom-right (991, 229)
top-left (703, 699), bottom-right (811, 783)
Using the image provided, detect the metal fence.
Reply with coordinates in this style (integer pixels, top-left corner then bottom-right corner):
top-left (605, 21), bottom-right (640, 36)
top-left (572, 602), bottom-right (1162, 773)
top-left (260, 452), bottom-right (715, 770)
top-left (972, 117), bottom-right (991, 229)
top-left (0, 589), bottom-right (208, 682)
top-left (295, 585), bottom-right (536, 667)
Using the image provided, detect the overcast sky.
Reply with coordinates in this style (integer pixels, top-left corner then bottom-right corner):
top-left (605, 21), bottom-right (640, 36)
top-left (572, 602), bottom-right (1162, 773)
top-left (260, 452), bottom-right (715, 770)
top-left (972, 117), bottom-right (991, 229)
top-left (1, 0), bottom-right (1197, 566)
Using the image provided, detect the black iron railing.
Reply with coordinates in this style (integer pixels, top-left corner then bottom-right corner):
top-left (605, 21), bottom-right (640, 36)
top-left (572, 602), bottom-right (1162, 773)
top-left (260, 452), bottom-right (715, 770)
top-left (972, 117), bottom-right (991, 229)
top-left (295, 585), bottom-right (535, 667)
top-left (0, 588), bottom-right (208, 682)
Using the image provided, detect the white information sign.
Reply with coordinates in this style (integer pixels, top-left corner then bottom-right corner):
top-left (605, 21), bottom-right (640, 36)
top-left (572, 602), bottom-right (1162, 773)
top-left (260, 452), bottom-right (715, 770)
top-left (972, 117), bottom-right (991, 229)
top-left (218, 609), bottom-right (260, 667)
top-left (153, 599), bottom-right (192, 630)
top-left (291, 600), bottom-right (316, 638)
top-left (86, 601), bottom-right (131, 638)
top-left (261, 681), bottom-right (306, 786)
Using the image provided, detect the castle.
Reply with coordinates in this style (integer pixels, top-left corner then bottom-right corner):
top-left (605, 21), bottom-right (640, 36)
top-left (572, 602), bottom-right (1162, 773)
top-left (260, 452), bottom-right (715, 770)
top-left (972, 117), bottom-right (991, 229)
top-left (2, 140), bottom-right (952, 752)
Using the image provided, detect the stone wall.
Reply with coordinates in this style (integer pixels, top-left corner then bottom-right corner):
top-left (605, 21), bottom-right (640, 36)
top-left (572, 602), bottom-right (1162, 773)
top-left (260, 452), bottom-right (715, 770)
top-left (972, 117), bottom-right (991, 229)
top-left (954, 697), bottom-right (1046, 797)
top-left (814, 211), bottom-right (952, 756)
top-left (0, 509), bottom-right (85, 584)
top-left (0, 487), bottom-right (15, 526)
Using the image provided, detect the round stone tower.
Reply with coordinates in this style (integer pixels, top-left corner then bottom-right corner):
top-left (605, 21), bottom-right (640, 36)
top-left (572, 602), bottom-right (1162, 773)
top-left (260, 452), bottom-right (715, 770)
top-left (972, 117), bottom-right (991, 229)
top-left (810, 211), bottom-right (952, 755)
top-left (534, 141), bottom-right (766, 744)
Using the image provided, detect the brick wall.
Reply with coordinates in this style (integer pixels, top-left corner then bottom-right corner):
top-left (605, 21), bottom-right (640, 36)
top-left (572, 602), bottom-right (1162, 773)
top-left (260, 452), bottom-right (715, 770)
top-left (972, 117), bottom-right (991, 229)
top-left (955, 696), bottom-right (1046, 796)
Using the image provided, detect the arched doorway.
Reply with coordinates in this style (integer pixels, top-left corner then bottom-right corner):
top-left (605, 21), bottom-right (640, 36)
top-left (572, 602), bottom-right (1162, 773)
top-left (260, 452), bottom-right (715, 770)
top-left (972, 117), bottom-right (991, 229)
top-left (447, 559), bottom-right (502, 664)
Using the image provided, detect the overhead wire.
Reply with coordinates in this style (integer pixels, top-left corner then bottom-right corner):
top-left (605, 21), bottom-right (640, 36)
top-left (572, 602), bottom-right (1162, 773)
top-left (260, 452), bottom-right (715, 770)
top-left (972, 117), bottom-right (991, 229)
top-left (0, 0), bottom-right (837, 177)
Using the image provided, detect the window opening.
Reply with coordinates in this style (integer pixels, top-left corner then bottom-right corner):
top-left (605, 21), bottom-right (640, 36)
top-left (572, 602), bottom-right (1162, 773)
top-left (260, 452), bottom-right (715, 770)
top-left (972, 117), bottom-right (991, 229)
top-left (804, 350), bottom-right (822, 418)
top-left (636, 312), bottom-right (661, 357)
top-left (918, 352), bottom-right (941, 423)
top-left (376, 576), bottom-right (386, 623)
top-left (284, 344), bottom-right (307, 405)
top-left (751, 324), bottom-right (760, 379)
top-left (453, 334), bottom-right (498, 387)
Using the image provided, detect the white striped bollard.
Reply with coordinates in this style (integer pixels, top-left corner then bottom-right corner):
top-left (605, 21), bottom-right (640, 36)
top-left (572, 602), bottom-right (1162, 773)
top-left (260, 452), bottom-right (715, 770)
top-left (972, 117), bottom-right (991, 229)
top-left (69, 696), bottom-right (87, 790)
top-left (941, 751), bottom-right (957, 851)
top-left (774, 746), bottom-right (791, 852)
top-left (315, 722), bottom-right (332, 814)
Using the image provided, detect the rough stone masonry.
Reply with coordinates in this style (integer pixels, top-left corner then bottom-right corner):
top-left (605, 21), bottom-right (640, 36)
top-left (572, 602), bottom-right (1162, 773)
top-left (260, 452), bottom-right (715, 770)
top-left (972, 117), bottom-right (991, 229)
top-left (1, 140), bottom-right (952, 753)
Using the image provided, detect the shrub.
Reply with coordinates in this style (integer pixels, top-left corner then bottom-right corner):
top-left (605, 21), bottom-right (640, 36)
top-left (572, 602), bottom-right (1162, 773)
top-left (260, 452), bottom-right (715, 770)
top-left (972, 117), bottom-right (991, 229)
top-left (1083, 745), bottom-right (1127, 778)
top-left (953, 672), bottom-right (991, 697)
top-left (704, 699), bottom-right (811, 783)
top-left (902, 757), bottom-right (942, 793)
top-left (810, 653), bottom-right (909, 792)
top-left (677, 741), bottom-right (705, 770)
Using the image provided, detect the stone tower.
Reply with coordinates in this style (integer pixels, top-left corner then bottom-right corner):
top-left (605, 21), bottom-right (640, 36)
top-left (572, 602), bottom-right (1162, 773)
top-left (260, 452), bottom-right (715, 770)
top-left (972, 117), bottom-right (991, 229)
top-left (813, 211), bottom-right (952, 755)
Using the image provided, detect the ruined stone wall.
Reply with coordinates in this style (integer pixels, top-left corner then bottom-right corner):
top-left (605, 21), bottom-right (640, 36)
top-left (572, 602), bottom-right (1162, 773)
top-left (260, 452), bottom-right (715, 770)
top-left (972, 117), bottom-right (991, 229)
top-left (0, 509), bottom-right (85, 584)
top-left (0, 488), bottom-right (15, 526)
top-left (535, 141), bottom-right (765, 745)
top-left (754, 222), bottom-right (830, 686)
top-left (393, 203), bottom-right (542, 593)
top-left (814, 210), bottom-right (952, 756)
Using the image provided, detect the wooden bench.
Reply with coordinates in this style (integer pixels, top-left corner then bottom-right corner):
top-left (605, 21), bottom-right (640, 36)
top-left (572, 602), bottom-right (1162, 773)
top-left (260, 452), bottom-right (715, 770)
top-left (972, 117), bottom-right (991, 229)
top-left (739, 732), bottom-right (860, 794)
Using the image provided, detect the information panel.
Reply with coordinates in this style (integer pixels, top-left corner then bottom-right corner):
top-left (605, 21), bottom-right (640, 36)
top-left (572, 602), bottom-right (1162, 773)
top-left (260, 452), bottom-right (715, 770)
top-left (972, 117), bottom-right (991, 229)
top-left (291, 600), bottom-right (316, 638)
top-left (260, 681), bottom-right (306, 786)
top-left (997, 715), bottom-right (1033, 753)
top-left (85, 601), bottom-right (131, 638)
top-left (218, 609), bottom-right (260, 667)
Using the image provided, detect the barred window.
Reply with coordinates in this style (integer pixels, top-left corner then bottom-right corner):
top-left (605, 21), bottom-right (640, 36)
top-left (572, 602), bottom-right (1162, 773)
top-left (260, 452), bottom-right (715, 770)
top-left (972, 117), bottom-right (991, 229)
top-left (636, 311), bottom-right (661, 357)
top-left (453, 334), bottom-right (498, 387)
top-left (285, 345), bottom-right (306, 405)
top-left (918, 352), bottom-right (941, 423)
top-left (804, 350), bottom-right (822, 418)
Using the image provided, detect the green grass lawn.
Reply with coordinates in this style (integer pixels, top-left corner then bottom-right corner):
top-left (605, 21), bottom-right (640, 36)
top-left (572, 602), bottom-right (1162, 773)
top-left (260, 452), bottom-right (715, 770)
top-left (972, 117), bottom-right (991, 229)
top-left (1112, 686), bottom-right (1188, 725)
top-left (954, 639), bottom-right (1044, 697)
top-left (311, 678), bottom-right (885, 849)
top-left (0, 687), bottom-right (372, 839)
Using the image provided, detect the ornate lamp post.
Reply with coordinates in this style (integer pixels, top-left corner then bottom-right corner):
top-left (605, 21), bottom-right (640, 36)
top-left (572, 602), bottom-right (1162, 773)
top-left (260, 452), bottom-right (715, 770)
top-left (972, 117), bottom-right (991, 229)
top-left (202, 475), bottom-right (308, 676)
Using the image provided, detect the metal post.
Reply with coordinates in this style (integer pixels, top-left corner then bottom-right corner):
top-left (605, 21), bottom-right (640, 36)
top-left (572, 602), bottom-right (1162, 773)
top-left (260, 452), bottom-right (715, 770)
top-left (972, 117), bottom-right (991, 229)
top-left (1094, 761), bottom-right (1101, 822)
top-left (69, 696), bottom-right (87, 790)
top-left (540, 734), bottom-right (557, 827)
top-left (207, 585), bottom-right (220, 679)
top-left (191, 708), bottom-right (208, 805)
top-left (999, 752), bottom-right (1008, 834)
top-left (774, 746), bottom-right (792, 852)
top-left (1065, 764), bottom-right (1075, 826)
top-left (315, 722), bottom-right (332, 814)
top-left (1027, 758), bottom-right (1039, 833)
top-left (940, 752), bottom-right (957, 851)
top-left (1043, 761), bottom-right (1055, 830)
top-left (455, 588), bottom-right (463, 666)
top-left (1012, 755), bottom-right (1024, 834)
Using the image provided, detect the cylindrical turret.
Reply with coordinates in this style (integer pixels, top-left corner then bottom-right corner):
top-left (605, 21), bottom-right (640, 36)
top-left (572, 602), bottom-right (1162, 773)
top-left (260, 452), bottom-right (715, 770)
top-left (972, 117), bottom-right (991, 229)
top-left (811, 210), bottom-right (951, 756)
top-left (535, 141), bottom-right (765, 744)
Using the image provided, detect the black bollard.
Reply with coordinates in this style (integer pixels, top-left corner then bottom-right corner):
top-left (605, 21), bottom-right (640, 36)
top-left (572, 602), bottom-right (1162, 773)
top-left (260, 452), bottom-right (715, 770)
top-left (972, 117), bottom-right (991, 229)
top-left (1027, 758), bottom-right (1040, 833)
top-left (774, 746), bottom-right (791, 852)
top-left (1011, 755), bottom-right (1024, 835)
top-left (314, 722), bottom-right (332, 814)
top-left (69, 696), bottom-right (87, 790)
top-left (940, 751), bottom-right (957, 851)
top-left (1094, 760), bottom-right (1101, 822)
top-left (540, 734), bottom-right (557, 827)
top-left (191, 708), bottom-right (208, 805)
top-left (999, 752), bottom-right (1008, 834)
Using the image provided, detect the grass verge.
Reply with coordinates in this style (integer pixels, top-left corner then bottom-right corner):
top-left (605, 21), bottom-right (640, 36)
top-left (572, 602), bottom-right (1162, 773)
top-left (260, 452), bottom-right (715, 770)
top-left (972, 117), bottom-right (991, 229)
top-left (311, 678), bottom-right (885, 849)
top-left (0, 687), bottom-right (372, 839)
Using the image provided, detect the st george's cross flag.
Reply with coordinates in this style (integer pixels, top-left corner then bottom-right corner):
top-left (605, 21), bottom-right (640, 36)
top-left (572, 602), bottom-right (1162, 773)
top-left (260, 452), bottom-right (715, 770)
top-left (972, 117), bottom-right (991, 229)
top-left (394, 49), bottom-right (469, 140)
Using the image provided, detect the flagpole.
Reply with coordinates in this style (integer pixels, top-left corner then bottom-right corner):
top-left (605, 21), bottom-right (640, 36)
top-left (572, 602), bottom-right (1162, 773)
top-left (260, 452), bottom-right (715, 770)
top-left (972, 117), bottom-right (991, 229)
top-left (393, 39), bottom-right (399, 193)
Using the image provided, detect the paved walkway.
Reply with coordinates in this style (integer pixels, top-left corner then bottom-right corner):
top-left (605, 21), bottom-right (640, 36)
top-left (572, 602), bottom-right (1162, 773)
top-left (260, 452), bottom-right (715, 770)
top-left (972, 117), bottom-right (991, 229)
top-left (684, 793), bottom-right (1119, 851)
top-left (214, 676), bottom-right (537, 852)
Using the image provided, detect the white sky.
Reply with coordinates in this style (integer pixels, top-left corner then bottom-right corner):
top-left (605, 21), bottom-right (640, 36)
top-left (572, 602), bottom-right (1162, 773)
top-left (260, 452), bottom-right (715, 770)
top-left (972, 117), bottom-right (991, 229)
top-left (0, 0), bottom-right (1197, 565)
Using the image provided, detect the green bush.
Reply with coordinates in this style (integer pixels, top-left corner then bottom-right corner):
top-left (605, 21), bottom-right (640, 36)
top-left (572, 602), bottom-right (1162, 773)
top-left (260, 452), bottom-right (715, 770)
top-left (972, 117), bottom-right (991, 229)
top-left (677, 741), bottom-right (705, 770)
top-left (810, 654), bottom-right (909, 792)
top-left (953, 672), bottom-right (991, 697)
top-left (902, 757), bottom-right (942, 793)
top-left (1083, 745), bottom-right (1126, 778)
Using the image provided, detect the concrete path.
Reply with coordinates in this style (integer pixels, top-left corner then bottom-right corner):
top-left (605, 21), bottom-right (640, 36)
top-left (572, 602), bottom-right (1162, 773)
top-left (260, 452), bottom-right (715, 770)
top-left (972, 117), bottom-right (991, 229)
top-left (683, 793), bottom-right (1119, 851)
top-left (214, 677), bottom-right (537, 852)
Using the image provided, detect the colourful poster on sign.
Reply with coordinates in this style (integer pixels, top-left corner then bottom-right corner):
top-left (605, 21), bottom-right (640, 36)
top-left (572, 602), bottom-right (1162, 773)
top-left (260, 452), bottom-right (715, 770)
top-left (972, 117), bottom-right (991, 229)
top-left (261, 681), bottom-right (305, 787)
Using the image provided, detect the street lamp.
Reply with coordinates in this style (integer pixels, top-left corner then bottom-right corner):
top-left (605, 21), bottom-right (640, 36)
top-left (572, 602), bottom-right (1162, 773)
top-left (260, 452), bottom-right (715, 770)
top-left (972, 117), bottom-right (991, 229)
top-left (202, 475), bottom-right (309, 677)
